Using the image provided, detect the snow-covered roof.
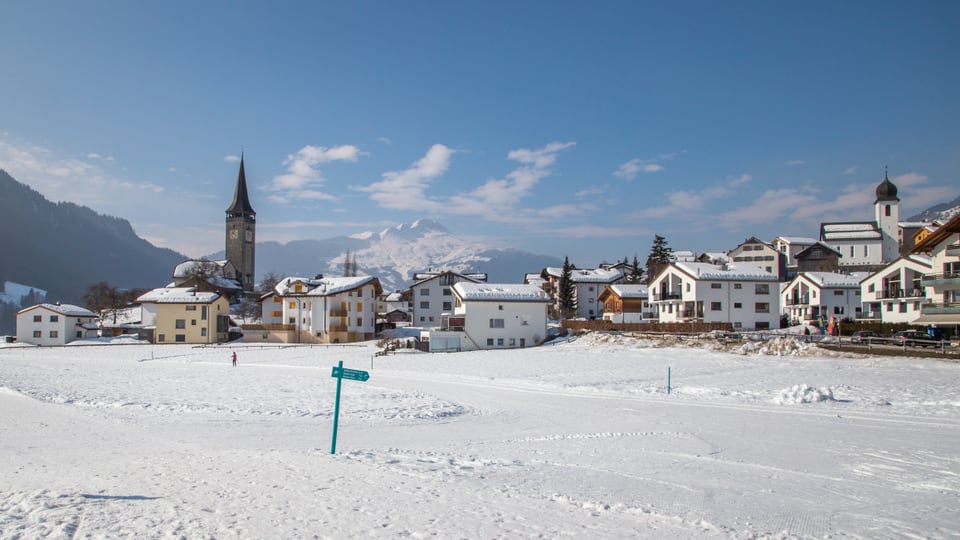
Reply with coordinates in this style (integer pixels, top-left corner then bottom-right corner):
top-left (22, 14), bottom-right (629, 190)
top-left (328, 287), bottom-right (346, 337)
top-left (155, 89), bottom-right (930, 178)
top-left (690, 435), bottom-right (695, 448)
top-left (800, 272), bottom-right (867, 288)
top-left (604, 284), bottom-right (649, 299)
top-left (17, 303), bottom-right (96, 317)
top-left (137, 288), bottom-right (221, 304)
top-left (699, 252), bottom-right (730, 263)
top-left (674, 262), bottom-right (778, 281)
top-left (385, 292), bottom-right (404, 302)
top-left (774, 236), bottom-right (817, 244)
top-left (275, 275), bottom-right (380, 297)
top-left (452, 282), bottom-right (551, 302)
top-left (172, 259), bottom-right (231, 278)
top-left (823, 222), bottom-right (876, 232)
top-left (823, 230), bottom-right (882, 240)
top-left (544, 267), bottom-right (622, 283)
top-left (673, 250), bottom-right (696, 262)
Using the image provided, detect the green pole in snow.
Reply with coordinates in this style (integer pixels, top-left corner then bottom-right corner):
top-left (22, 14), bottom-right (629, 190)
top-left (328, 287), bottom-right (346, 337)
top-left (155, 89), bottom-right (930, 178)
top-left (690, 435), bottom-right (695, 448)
top-left (667, 367), bottom-right (671, 395)
top-left (331, 360), bottom-right (344, 454)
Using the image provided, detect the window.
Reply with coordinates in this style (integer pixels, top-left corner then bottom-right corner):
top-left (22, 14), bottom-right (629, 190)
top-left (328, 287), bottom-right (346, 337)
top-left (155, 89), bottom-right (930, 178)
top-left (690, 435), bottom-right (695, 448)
top-left (175, 334), bottom-right (186, 342)
top-left (734, 283), bottom-right (742, 290)
top-left (498, 305), bottom-right (504, 310)
top-left (711, 302), bottom-right (722, 311)
top-left (50, 315), bottom-right (59, 322)
top-left (273, 297), bottom-right (282, 303)
top-left (289, 301), bottom-right (296, 309)
top-left (765, 267), bottom-right (772, 273)
top-left (914, 301), bottom-right (920, 311)
top-left (487, 338), bottom-right (494, 346)
top-left (429, 316), bottom-right (434, 322)
top-left (868, 284), bottom-right (875, 293)
top-left (201, 328), bottom-right (207, 337)
top-left (733, 322), bottom-right (742, 329)
top-left (686, 283), bottom-right (691, 292)
top-left (755, 284), bottom-right (769, 295)
top-left (589, 286), bottom-right (594, 292)
top-left (509, 338), bottom-right (516, 347)
top-left (756, 322), bottom-right (770, 330)
top-left (158, 334), bottom-right (165, 342)
top-left (357, 317), bottom-right (363, 326)
top-left (420, 316), bottom-right (425, 322)
top-left (497, 338), bottom-right (504, 346)
top-left (711, 283), bottom-right (721, 289)
top-left (443, 288), bottom-right (451, 296)
top-left (271, 310), bottom-right (282, 318)
top-left (899, 302), bottom-right (907, 313)
top-left (49, 330), bottom-right (58, 338)
top-left (734, 302), bottom-right (742, 309)
top-left (420, 288), bottom-right (430, 296)
top-left (420, 301), bottom-right (430, 309)
top-left (886, 303), bottom-right (893, 312)
top-left (755, 303), bottom-right (770, 313)
top-left (33, 330), bottom-right (41, 338)
top-left (289, 317), bottom-right (295, 324)
top-left (885, 204), bottom-right (891, 217)
top-left (489, 318), bottom-right (505, 328)
top-left (850, 246), bottom-right (855, 257)
top-left (834, 290), bottom-right (844, 296)
top-left (76, 331), bottom-right (82, 338)
top-left (442, 302), bottom-right (452, 311)
top-left (863, 245), bottom-right (868, 257)
top-left (33, 315), bottom-right (41, 322)
top-left (357, 302), bottom-right (363, 312)
top-left (186, 305), bottom-right (197, 311)
top-left (176, 319), bottom-right (186, 329)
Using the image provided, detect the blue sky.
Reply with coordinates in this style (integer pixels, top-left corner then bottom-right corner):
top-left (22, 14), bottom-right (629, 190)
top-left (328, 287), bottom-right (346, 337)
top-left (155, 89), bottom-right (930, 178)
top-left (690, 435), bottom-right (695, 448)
top-left (1, 1), bottom-right (958, 267)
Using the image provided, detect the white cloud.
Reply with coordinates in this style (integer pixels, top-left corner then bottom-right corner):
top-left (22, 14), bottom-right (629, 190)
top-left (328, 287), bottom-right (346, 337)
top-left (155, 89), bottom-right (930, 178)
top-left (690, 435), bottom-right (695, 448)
top-left (613, 158), bottom-right (663, 181)
top-left (575, 186), bottom-right (606, 198)
top-left (844, 166), bottom-right (857, 175)
top-left (268, 144), bottom-right (366, 202)
top-left (631, 173), bottom-right (752, 220)
top-left (224, 155), bottom-right (241, 163)
top-left (86, 153), bottom-right (114, 161)
top-left (786, 160), bottom-right (806, 166)
top-left (359, 144), bottom-right (453, 211)
top-left (168, 166), bottom-right (177, 173)
top-left (378, 137), bottom-right (393, 146)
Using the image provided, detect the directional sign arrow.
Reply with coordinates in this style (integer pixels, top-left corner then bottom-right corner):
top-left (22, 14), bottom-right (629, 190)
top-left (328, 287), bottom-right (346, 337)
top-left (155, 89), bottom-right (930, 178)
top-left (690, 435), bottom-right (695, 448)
top-left (331, 366), bottom-right (370, 382)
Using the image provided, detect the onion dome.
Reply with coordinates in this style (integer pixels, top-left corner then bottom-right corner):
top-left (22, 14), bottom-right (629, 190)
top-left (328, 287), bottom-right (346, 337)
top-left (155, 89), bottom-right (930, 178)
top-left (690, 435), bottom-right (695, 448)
top-left (875, 168), bottom-right (899, 202)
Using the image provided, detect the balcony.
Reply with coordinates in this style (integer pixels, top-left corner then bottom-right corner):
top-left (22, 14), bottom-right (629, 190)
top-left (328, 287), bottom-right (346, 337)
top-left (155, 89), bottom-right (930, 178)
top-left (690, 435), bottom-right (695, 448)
top-left (920, 302), bottom-right (960, 316)
top-left (652, 292), bottom-right (681, 301)
top-left (785, 295), bottom-right (810, 306)
top-left (920, 272), bottom-right (960, 288)
top-left (329, 309), bottom-right (348, 317)
top-left (874, 288), bottom-right (925, 300)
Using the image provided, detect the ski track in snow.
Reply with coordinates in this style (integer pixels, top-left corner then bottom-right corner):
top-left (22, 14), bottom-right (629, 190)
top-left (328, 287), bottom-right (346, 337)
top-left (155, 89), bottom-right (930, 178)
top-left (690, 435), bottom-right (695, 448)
top-left (2, 336), bottom-right (960, 538)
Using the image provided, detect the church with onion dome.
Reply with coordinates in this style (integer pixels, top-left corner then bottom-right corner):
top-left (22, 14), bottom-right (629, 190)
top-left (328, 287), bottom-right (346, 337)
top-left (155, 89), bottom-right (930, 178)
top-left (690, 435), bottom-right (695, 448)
top-left (818, 169), bottom-right (901, 271)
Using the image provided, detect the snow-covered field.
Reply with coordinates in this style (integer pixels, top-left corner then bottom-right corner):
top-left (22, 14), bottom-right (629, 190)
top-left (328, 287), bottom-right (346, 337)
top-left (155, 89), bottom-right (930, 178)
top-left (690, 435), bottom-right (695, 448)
top-left (1, 334), bottom-right (959, 538)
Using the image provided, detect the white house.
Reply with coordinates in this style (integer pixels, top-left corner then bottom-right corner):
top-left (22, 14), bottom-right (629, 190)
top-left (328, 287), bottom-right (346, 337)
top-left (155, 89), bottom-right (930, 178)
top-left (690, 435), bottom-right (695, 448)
top-left (912, 213), bottom-right (960, 330)
top-left (408, 270), bottom-right (485, 328)
top-left (16, 303), bottom-right (98, 345)
top-left (780, 272), bottom-right (867, 326)
top-left (859, 255), bottom-right (932, 324)
top-left (541, 267), bottom-right (623, 319)
top-left (649, 262), bottom-right (780, 330)
top-left (771, 236), bottom-right (818, 273)
top-left (137, 287), bottom-right (231, 344)
top-left (426, 283), bottom-right (550, 352)
top-left (259, 275), bottom-right (382, 343)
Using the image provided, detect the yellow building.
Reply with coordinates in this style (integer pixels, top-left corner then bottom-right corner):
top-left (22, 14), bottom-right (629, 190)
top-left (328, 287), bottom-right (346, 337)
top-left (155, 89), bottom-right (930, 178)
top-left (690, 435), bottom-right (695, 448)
top-left (137, 287), bottom-right (231, 344)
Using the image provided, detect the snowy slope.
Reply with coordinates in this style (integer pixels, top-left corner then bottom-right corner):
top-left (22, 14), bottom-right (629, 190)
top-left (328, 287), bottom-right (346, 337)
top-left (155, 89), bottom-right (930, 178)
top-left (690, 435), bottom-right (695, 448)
top-left (1, 335), bottom-right (958, 538)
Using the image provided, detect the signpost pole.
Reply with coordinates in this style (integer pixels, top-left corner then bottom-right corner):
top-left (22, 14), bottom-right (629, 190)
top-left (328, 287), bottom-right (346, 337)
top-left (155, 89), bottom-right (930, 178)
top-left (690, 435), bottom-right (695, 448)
top-left (331, 360), bottom-right (343, 454)
top-left (667, 367), bottom-right (671, 395)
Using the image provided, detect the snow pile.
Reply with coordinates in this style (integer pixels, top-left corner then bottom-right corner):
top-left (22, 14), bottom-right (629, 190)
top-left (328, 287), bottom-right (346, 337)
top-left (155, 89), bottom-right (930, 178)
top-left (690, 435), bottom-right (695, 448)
top-left (733, 336), bottom-right (814, 356)
top-left (774, 384), bottom-right (835, 404)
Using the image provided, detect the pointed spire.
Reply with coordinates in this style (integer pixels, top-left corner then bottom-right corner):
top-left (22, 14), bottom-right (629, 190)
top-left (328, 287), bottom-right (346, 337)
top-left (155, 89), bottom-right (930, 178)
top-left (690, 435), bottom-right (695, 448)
top-left (226, 151), bottom-right (256, 217)
top-left (875, 165), bottom-right (899, 203)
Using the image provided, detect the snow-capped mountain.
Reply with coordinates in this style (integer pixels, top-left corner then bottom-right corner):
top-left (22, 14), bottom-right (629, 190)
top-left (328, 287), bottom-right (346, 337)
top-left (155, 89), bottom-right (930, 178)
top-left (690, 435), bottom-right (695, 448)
top-left (212, 219), bottom-right (562, 292)
top-left (907, 194), bottom-right (960, 222)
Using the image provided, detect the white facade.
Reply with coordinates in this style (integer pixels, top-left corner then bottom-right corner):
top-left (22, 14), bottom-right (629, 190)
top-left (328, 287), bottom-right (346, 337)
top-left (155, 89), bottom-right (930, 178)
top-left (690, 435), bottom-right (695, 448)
top-left (430, 283), bottom-right (550, 352)
top-left (859, 255), bottom-right (932, 324)
top-left (771, 236), bottom-right (817, 271)
top-left (820, 223), bottom-right (885, 267)
top-left (649, 262), bottom-right (780, 330)
top-left (261, 276), bottom-right (382, 342)
top-left (913, 214), bottom-right (960, 326)
top-left (781, 272), bottom-right (866, 325)
top-left (542, 267), bottom-right (623, 319)
top-left (409, 271), bottom-right (483, 328)
top-left (16, 303), bottom-right (98, 346)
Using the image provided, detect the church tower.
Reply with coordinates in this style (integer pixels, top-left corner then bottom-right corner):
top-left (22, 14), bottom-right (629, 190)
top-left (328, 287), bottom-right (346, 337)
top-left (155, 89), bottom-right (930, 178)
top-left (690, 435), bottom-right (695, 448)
top-left (874, 167), bottom-right (900, 263)
top-left (226, 154), bottom-right (256, 292)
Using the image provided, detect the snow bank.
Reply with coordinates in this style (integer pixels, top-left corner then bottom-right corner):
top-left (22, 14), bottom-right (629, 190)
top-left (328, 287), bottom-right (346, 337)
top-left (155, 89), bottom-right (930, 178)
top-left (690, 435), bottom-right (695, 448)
top-left (774, 384), bottom-right (835, 404)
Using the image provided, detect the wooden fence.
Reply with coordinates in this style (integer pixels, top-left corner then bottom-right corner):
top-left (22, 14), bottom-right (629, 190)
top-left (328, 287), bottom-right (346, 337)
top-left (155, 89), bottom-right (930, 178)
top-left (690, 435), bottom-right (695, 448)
top-left (561, 320), bottom-right (733, 334)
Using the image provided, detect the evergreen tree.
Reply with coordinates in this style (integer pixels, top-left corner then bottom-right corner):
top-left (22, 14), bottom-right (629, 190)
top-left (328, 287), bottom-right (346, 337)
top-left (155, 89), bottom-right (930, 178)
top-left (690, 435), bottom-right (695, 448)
top-left (645, 234), bottom-right (674, 284)
top-left (558, 256), bottom-right (577, 319)
top-left (627, 255), bottom-right (643, 284)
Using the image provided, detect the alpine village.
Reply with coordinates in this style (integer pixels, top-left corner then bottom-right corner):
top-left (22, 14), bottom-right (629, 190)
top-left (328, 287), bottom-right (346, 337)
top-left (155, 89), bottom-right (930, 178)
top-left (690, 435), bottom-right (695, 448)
top-left (9, 158), bottom-right (960, 355)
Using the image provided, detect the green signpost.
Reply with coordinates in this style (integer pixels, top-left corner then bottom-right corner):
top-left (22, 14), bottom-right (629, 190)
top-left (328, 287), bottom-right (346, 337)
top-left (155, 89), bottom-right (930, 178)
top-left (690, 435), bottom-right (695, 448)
top-left (330, 360), bottom-right (369, 454)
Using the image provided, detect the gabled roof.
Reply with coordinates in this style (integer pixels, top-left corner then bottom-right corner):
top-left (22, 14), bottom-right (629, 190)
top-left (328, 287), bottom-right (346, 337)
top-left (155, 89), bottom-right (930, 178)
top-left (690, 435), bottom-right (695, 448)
top-left (772, 236), bottom-right (818, 245)
top-left (599, 284), bottom-right (649, 301)
top-left (797, 272), bottom-right (868, 288)
top-left (672, 262), bottom-right (778, 282)
top-left (913, 212), bottom-right (960, 253)
top-left (17, 303), bottom-right (96, 317)
top-left (274, 275), bottom-right (382, 297)
top-left (796, 242), bottom-right (843, 258)
top-left (859, 254), bottom-right (933, 284)
top-left (411, 270), bottom-right (486, 285)
top-left (820, 221), bottom-right (881, 241)
top-left (452, 282), bottom-right (551, 303)
top-left (137, 288), bottom-right (222, 304)
top-left (543, 267), bottom-right (622, 283)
